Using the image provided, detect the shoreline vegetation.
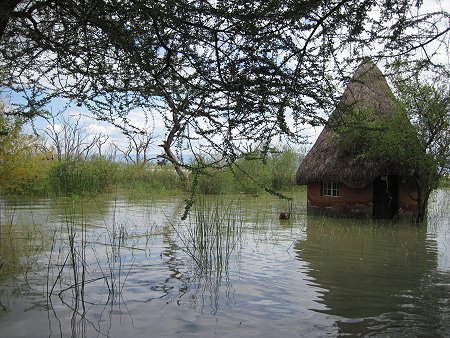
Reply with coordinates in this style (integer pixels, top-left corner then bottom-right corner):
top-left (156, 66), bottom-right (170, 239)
top-left (0, 143), bottom-right (447, 200)
top-left (0, 147), bottom-right (306, 198)
top-left (0, 111), bottom-right (447, 200)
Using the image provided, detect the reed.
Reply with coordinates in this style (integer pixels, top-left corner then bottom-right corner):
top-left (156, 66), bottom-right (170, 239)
top-left (42, 197), bottom-right (144, 337)
top-left (115, 163), bottom-right (183, 196)
top-left (0, 200), bottom-right (48, 285)
top-left (170, 196), bottom-right (243, 313)
top-left (1, 148), bottom-right (305, 199)
top-left (49, 158), bottom-right (118, 196)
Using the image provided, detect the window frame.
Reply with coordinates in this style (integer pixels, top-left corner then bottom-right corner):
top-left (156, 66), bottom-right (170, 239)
top-left (321, 181), bottom-right (340, 197)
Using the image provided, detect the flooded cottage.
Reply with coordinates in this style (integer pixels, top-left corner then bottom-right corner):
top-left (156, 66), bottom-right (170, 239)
top-left (296, 59), bottom-right (419, 219)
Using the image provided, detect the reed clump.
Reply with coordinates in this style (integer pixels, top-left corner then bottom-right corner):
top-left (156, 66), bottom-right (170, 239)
top-left (49, 157), bottom-right (118, 196)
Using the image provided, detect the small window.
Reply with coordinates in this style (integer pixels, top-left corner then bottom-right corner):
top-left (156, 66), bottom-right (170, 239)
top-left (321, 182), bottom-right (339, 197)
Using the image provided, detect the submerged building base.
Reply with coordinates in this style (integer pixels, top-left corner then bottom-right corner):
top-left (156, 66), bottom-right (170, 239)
top-left (305, 179), bottom-right (418, 220)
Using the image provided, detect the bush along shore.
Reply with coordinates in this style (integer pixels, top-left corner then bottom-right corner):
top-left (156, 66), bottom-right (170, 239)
top-left (0, 147), bottom-right (305, 198)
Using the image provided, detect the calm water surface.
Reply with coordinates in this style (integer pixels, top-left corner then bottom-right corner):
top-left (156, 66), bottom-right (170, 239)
top-left (0, 190), bottom-right (449, 337)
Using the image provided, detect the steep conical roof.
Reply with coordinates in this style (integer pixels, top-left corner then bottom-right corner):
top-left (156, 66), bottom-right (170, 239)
top-left (296, 59), bottom-right (409, 188)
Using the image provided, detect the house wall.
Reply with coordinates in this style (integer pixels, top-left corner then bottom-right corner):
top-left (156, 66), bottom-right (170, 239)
top-left (307, 182), bottom-right (373, 217)
top-left (306, 179), bottom-right (418, 219)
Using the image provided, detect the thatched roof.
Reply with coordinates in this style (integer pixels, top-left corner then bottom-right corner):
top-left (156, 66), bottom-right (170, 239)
top-left (296, 59), bottom-right (410, 188)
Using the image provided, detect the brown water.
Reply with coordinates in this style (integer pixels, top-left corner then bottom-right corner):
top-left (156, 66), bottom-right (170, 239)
top-left (0, 190), bottom-right (449, 337)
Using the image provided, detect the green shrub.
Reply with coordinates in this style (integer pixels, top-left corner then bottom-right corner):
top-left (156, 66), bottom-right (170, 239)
top-left (49, 158), bottom-right (117, 196)
top-left (0, 152), bottom-right (56, 195)
top-left (0, 110), bottom-right (55, 195)
top-left (439, 176), bottom-right (450, 188)
top-left (191, 148), bottom-right (305, 195)
top-left (232, 158), bottom-right (271, 195)
top-left (196, 168), bottom-right (235, 194)
top-left (146, 165), bottom-right (183, 191)
top-left (269, 147), bottom-right (304, 190)
top-left (115, 163), bottom-right (183, 194)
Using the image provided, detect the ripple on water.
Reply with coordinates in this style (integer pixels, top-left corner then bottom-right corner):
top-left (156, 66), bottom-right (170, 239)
top-left (0, 193), bottom-right (449, 338)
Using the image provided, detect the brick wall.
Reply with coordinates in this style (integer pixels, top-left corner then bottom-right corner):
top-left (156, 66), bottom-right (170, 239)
top-left (306, 179), bottom-right (418, 219)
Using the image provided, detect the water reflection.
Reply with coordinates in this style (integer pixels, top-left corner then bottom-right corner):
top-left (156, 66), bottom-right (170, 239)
top-left (295, 216), bottom-right (448, 336)
top-left (1, 192), bottom-right (449, 337)
top-left (161, 198), bottom-right (242, 315)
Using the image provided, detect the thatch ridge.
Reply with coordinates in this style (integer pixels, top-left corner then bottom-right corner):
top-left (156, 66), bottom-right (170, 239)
top-left (296, 59), bottom-right (408, 188)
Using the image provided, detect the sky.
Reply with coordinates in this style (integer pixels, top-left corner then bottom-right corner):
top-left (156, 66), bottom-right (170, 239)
top-left (3, 0), bottom-right (449, 162)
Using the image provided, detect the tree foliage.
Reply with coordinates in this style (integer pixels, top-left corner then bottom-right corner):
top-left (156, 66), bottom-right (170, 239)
top-left (336, 106), bottom-right (422, 166)
top-left (0, 0), bottom-right (449, 177)
top-left (393, 69), bottom-right (450, 220)
top-left (393, 72), bottom-right (450, 178)
top-left (0, 100), bottom-right (53, 193)
top-left (0, 101), bottom-right (22, 152)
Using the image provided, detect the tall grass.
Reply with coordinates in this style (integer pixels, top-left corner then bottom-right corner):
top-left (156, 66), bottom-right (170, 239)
top-left (172, 196), bottom-right (242, 314)
top-left (196, 168), bottom-right (236, 195)
top-left (1, 148), bottom-right (305, 197)
top-left (115, 163), bottom-right (183, 195)
top-left (49, 157), bottom-right (118, 196)
top-left (196, 147), bottom-right (304, 195)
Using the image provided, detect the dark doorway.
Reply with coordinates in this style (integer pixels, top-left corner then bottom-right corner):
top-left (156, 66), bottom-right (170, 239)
top-left (373, 175), bottom-right (399, 219)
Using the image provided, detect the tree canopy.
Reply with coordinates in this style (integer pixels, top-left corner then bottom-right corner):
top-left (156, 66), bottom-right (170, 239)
top-left (0, 0), bottom-right (449, 172)
top-left (393, 72), bottom-right (450, 180)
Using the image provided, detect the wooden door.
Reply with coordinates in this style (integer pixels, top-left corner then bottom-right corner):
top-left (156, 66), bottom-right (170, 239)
top-left (373, 175), bottom-right (399, 219)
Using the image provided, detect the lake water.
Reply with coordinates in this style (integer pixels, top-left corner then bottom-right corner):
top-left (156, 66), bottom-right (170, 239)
top-left (0, 190), bottom-right (449, 337)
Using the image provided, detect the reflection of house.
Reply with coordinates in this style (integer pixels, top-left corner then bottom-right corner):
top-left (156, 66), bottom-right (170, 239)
top-left (296, 59), bottom-right (418, 219)
top-left (294, 216), bottom-right (438, 336)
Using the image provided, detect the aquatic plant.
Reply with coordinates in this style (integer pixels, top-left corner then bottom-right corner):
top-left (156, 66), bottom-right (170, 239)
top-left (171, 196), bottom-right (243, 314)
top-left (44, 198), bottom-right (140, 337)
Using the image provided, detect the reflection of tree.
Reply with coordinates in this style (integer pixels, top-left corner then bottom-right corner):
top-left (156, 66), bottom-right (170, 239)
top-left (49, 196), bottom-right (111, 224)
top-left (159, 220), bottom-right (189, 301)
top-left (294, 216), bottom-right (444, 336)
